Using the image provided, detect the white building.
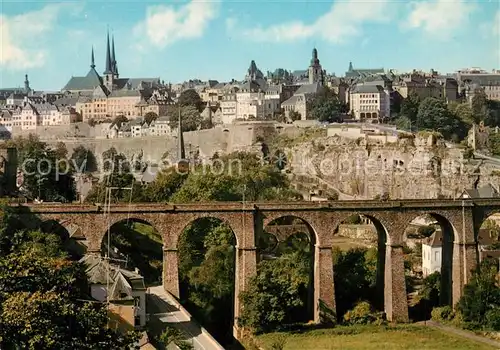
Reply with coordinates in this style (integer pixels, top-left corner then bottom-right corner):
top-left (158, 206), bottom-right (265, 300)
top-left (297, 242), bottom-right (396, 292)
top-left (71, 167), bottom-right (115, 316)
top-left (37, 103), bottom-right (62, 126)
top-left (349, 84), bottom-right (391, 122)
top-left (220, 90), bottom-right (238, 124)
top-left (130, 117), bottom-right (144, 138)
top-left (422, 230), bottom-right (442, 277)
top-left (80, 255), bottom-right (147, 328)
top-left (149, 116), bottom-right (172, 136)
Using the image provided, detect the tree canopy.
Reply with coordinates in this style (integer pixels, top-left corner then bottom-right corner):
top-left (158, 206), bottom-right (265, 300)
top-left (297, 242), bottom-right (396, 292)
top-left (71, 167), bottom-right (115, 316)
top-left (143, 111), bottom-right (158, 125)
top-left (168, 105), bottom-right (203, 132)
top-left (178, 89), bottom-right (203, 112)
top-left (11, 135), bottom-right (76, 201)
top-left (307, 86), bottom-right (342, 122)
top-left (0, 204), bottom-right (139, 349)
top-left (71, 146), bottom-right (98, 173)
top-left (416, 97), bottom-right (467, 141)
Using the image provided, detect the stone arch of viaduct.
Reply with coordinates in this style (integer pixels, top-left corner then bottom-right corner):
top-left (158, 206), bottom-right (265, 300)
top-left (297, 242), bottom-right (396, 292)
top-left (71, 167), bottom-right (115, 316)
top-left (16, 199), bottom-right (500, 332)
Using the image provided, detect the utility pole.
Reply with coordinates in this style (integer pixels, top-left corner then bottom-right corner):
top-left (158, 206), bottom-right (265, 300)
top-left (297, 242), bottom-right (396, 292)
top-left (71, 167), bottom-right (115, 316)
top-left (104, 185), bottom-right (133, 306)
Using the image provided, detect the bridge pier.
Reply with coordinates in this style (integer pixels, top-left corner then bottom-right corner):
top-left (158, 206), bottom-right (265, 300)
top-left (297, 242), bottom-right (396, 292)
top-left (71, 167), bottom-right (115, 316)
top-left (314, 245), bottom-right (336, 323)
top-left (233, 246), bottom-right (257, 339)
top-left (384, 244), bottom-right (409, 323)
top-left (452, 242), bottom-right (478, 306)
top-left (163, 248), bottom-right (180, 298)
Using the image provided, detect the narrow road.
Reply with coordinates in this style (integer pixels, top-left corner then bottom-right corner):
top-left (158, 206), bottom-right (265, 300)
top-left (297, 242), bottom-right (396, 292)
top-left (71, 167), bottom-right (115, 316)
top-left (419, 320), bottom-right (500, 348)
top-left (147, 286), bottom-right (224, 350)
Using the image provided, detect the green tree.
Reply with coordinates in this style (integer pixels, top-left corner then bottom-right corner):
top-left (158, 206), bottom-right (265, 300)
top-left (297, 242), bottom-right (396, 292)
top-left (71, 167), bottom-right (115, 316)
top-left (449, 102), bottom-right (477, 126)
top-left (168, 105), bottom-right (203, 132)
top-left (16, 135), bottom-right (76, 202)
top-left (457, 259), bottom-right (500, 330)
top-left (143, 111), bottom-right (158, 125)
top-left (394, 115), bottom-right (412, 131)
top-left (0, 233), bottom-right (139, 349)
top-left (471, 89), bottom-right (489, 121)
top-left (289, 110), bottom-right (301, 121)
top-left (112, 115), bottom-right (128, 126)
top-left (417, 97), bottom-right (467, 140)
top-left (307, 86), bottom-right (342, 122)
top-left (85, 147), bottom-right (138, 203)
top-left (54, 141), bottom-right (68, 159)
top-left (333, 248), bottom-right (378, 318)
top-left (488, 132), bottom-right (500, 156)
top-left (400, 92), bottom-right (421, 124)
top-left (143, 167), bottom-right (187, 202)
top-left (484, 100), bottom-right (500, 127)
top-left (70, 145), bottom-right (98, 173)
top-left (238, 251), bottom-right (310, 333)
top-left (178, 89), bottom-right (203, 111)
top-left (159, 326), bottom-right (193, 349)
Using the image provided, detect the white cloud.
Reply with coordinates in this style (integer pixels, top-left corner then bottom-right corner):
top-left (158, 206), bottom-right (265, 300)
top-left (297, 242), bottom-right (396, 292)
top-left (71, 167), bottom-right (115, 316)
top-left (134, 1), bottom-right (219, 49)
top-left (239, 0), bottom-right (391, 43)
top-left (226, 17), bottom-right (236, 32)
top-left (404, 0), bottom-right (476, 38)
top-left (493, 11), bottom-right (500, 37)
top-left (0, 3), bottom-right (82, 70)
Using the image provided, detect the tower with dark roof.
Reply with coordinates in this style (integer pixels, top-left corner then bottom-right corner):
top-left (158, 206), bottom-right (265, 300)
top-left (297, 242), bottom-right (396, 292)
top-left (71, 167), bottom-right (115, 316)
top-left (308, 48), bottom-right (323, 85)
top-left (103, 31), bottom-right (114, 91)
top-left (90, 47), bottom-right (95, 69)
top-left (24, 74), bottom-right (31, 93)
top-left (111, 36), bottom-right (119, 78)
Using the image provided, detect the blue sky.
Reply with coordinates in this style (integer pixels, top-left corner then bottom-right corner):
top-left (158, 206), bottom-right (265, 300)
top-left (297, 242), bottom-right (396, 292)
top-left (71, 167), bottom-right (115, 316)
top-left (1, 0), bottom-right (499, 91)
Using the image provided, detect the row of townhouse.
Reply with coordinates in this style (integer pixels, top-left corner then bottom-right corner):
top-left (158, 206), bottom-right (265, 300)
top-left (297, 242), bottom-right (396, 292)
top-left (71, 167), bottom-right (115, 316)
top-left (105, 116), bottom-right (174, 138)
top-left (0, 101), bottom-right (80, 132)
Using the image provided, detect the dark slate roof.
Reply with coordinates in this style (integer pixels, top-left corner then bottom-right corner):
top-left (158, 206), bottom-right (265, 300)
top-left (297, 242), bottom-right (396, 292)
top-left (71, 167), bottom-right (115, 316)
top-left (352, 84), bottom-right (385, 93)
top-left (458, 74), bottom-right (500, 86)
top-left (108, 89), bottom-right (143, 98)
top-left (62, 67), bottom-right (103, 91)
top-left (115, 78), bottom-right (160, 90)
top-left (292, 70), bottom-right (307, 77)
top-left (346, 68), bottom-right (385, 79)
top-left (80, 255), bottom-right (146, 298)
top-left (295, 82), bottom-right (322, 95)
top-left (239, 80), bottom-right (261, 92)
top-left (53, 96), bottom-right (79, 107)
top-left (213, 82), bottom-right (226, 89)
top-left (461, 184), bottom-right (500, 198)
top-left (207, 80), bottom-right (219, 88)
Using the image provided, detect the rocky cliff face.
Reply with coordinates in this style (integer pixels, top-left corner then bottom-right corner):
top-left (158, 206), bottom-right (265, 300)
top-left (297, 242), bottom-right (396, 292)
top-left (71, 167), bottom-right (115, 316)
top-left (285, 134), bottom-right (500, 200)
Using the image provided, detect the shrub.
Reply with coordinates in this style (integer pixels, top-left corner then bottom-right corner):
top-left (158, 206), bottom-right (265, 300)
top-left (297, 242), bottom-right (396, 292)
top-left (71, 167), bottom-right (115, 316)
top-left (431, 306), bottom-right (455, 322)
top-left (343, 301), bottom-right (383, 325)
top-left (344, 215), bottom-right (362, 225)
top-left (457, 259), bottom-right (500, 330)
top-left (485, 308), bottom-right (500, 331)
top-left (417, 225), bottom-right (435, 238)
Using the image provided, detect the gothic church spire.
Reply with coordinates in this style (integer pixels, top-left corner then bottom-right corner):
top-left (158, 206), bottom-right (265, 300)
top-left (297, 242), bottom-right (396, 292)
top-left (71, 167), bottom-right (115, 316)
top-left (90, 46), bottom-right (95, 69)
top-left (111, 35), bottom-right (118, 77)
top-left (104, 30), bottom-right (113, 75)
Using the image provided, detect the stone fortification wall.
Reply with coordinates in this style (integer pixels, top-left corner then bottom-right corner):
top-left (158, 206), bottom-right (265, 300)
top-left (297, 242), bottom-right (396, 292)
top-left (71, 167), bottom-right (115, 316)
top-left (32, 122), bottom-right (278, 166)
top-left (285, 133), bottom-right (500, 200)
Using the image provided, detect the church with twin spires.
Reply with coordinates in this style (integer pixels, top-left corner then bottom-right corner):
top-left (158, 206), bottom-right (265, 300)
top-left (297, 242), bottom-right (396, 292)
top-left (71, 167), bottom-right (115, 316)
top-left (62, 32), bottom-right (170, 120)
top-left (62, 32), bottom-right (161, 94)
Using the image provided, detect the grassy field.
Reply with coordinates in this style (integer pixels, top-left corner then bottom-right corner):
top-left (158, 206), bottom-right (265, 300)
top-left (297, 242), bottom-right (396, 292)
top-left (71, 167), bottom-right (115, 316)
top-left (255, 324), bottom-right (497, 350)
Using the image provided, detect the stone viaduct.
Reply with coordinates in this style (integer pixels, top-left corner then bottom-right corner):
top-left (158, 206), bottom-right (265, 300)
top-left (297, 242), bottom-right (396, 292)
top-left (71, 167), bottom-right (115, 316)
top-left (13, 198), bottom-right (500, 336)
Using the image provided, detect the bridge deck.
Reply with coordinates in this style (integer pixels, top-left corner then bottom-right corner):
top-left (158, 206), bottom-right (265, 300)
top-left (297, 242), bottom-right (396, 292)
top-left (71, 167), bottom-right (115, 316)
top-left (12, 198), bottom-right (500, 213)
